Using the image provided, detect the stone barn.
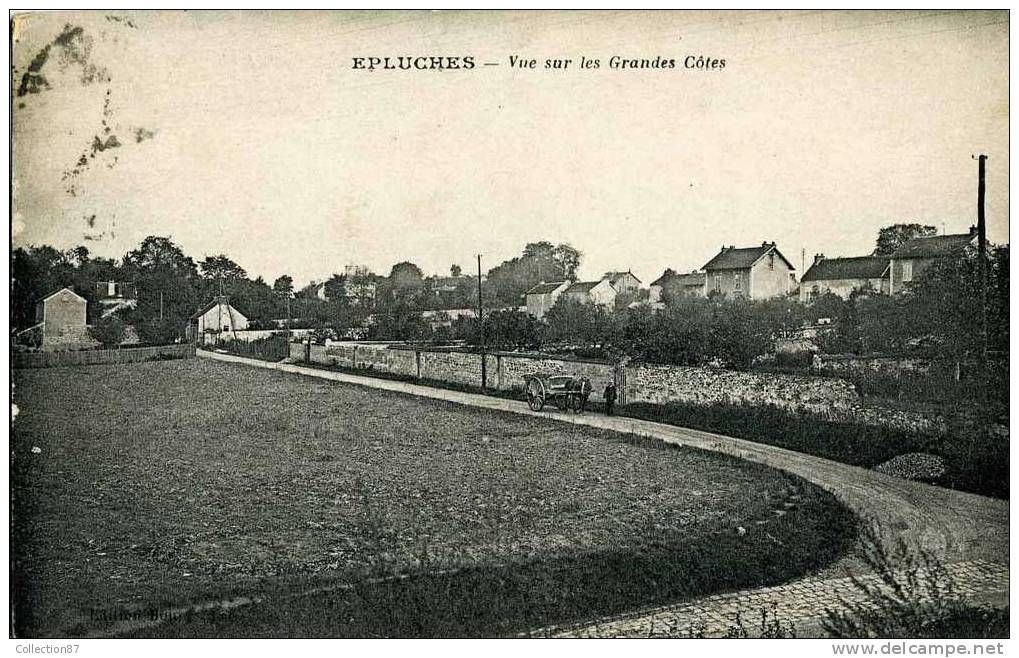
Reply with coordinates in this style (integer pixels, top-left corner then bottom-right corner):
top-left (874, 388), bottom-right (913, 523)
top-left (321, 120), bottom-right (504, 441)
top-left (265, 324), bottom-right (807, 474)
top-left (30, 287), bottom-right (96, 350)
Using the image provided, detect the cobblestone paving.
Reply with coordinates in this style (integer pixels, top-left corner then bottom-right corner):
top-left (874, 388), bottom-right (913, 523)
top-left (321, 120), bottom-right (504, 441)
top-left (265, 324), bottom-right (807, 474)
top-left (544, 560), bottom-right (1009, 638)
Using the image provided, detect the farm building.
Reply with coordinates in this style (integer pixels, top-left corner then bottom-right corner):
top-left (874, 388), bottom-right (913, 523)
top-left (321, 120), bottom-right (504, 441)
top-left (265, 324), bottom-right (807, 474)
top-left (24, 287), bottom-right (95, 351)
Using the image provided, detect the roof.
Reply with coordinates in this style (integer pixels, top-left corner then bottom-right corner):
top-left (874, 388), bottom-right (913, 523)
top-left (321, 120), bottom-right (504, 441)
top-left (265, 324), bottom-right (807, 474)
top-left (565, 280), bottom-right (603, 294)
top-left (604, 271), bottom-right (642, 285)
top-left (190, 296), bottom-right (243, 320)
top-left (651, 271), bottom-right (706, 287)
top-left (891, 232), bottom-right (976, 259)
top-left (39, 287), bottom-right (86, 304)
top-left (801, 256), bottom-right (890, 283)
top-left (525, 281), bottom-right (567, 295)
top-left (702, 243), bottom-right (795, 271)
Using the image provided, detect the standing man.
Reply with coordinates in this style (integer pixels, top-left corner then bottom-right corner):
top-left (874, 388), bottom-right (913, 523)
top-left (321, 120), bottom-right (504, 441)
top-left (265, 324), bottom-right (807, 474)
top-left (604, 381), bottom-right (617, 416)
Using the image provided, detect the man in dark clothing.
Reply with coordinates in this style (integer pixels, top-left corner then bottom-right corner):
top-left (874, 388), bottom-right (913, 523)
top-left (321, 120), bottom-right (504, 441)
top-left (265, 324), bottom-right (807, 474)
top-left (604, 382), bottom-right (617, 416)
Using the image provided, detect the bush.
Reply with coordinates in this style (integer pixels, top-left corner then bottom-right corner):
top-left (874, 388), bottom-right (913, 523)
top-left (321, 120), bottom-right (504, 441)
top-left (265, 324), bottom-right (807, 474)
top-left (89, 316), bottom-right (126, 349)
top-left (136, 318), bottom-right (180, 346)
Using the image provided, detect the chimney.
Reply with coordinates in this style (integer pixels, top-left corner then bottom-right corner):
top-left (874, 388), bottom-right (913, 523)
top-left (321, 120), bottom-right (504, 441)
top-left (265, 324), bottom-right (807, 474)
top-left (814, 253), bottom-right (824, 264)
top-left (969, 225), bottom-right (978, 236)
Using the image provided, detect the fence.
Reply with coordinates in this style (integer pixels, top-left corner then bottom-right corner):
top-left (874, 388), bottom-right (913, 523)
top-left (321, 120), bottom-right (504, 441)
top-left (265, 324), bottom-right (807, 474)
top-left (12, 344), bottom-right (196, 369)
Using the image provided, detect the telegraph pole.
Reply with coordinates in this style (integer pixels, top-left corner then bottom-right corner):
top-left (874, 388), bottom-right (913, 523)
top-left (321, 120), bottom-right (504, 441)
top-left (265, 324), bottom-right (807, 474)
top-left (975, 154), bottom-right (989, 393)
top-left (477, 254), bottom-right (486, 389)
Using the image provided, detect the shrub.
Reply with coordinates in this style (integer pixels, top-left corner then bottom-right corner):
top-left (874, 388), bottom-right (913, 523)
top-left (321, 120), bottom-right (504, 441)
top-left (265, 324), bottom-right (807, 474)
top-left (89, 316), bottom-right (126, 349)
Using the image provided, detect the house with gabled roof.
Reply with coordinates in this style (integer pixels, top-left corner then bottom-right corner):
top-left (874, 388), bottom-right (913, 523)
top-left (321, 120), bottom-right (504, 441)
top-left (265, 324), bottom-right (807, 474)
top-left (563, 279), bottom-right (617, 307)
top-left (602, 271), bottom-right (642, 296)
top-left (649, 270), bottom-right (707, 305)
top-left (189, 295), bottom-right (249, 341)
top-left (524, 281), bottom-right (569, 319)
top-left (701, 241), bottom-right (796, 300)
top-left (888, 228), bottom-right (978, 294)
top-left (800, 255), bottom-right (890, 301)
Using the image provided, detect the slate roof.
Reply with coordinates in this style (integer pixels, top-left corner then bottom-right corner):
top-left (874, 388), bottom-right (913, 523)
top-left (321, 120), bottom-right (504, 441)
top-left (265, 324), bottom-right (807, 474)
top-left (650, 271), bottom-right (706, 288)
top-left (891, 232), bottom-right (976, 259)
top-left (525, 281), bottom-right (567, 295)
top-left (565, 281), bottom-right (602, 294)
top-left (702, 244), bottom-right (795, 271)
top-left (800, 256), bottom-right (890, 283)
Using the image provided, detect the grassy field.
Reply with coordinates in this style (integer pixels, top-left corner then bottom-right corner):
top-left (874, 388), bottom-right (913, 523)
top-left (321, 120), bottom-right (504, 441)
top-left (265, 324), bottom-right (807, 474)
top-left (12, 359), bottom-right (856, 637)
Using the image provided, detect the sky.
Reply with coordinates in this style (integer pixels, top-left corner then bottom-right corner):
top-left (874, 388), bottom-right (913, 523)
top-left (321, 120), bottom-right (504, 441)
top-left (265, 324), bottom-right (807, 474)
top-left (11, 10), bottom-right (1009, 287)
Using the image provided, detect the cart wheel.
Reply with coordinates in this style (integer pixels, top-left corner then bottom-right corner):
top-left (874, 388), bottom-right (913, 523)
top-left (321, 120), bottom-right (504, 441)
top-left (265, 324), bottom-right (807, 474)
top-left (528, 394), bottom-right (545, 412)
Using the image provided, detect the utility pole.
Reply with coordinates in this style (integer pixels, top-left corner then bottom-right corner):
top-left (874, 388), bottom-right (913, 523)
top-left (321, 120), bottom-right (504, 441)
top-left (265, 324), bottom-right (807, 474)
top-left (975, 154), bottom-right (989, 394)
top-left (159, 291), bottom-right (164, 321)
top-left (477, 254), bottom-right (486, 389)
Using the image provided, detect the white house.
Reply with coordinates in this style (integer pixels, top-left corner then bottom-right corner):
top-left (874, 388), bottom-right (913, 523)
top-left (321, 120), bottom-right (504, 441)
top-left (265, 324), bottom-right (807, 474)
top-left (190, 296), bottom-right (249, 337)
top-left (562, 279), bottom-right (617, 307)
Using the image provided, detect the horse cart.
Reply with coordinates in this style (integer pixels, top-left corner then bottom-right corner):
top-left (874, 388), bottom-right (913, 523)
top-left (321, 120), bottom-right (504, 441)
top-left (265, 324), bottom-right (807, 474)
top-left (523, 374), bottom-right (592, 412)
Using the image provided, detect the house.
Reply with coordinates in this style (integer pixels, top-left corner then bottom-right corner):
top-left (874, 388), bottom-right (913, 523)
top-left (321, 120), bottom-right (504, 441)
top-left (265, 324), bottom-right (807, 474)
top-left (189, 296), bottom-right (248, 339)
top-left (562, 279), bottom-right (617, 307)
top-left (701, 242), bottom-right (796, 300)
top-left (17, 287), bottom-right (96, 350)
top-left (888, 228), bottom-right (978, 294)
top-left (648, 270), bottom-right (706, 304)
top-left (96, 280), bottom-right (138, 317)
top-left (524, 281), bottom-right (569, 319)
top-left (799, 255), bottom-right (890, 301)
top-left (602, 271), bottom-right (642, 296)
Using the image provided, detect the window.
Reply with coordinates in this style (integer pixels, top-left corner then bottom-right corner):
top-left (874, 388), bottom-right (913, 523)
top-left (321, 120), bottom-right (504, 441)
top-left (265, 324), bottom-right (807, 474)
top-left (714, 274), bottom-right (721, 291)
top-left (902, 260), bottom-right (913, 282)
top-left (733, 273), bottom-right (742, 291)
top-left (768, 253), bottom-right (775, 270)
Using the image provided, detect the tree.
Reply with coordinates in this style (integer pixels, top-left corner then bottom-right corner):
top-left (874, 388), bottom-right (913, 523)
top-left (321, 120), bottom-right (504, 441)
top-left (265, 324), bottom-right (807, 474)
top-left (389, 261), bottom-right (424, 288)
top-left (272, 275), bottom-right (294, 299)
top-left (89, 315), bottom-right (126, 349)
top-left (552, 243), bottom-right (582, 280)
top-left (450, 264), bottom-right (462, 277)
top-left (121, 236), bottom-right (200, 335)
top-left (481, 309), bottom-right (543, 350)
top-left (323, 274), bottom-right (348, 302)
top-left (874, 224), bottom-right (937, 256)
top-left (544, 297), bottom-right (617, 350)
top-left (199, 254), bottom-right (247, 281)
top-left (485, 241), bottom-right (583, 307)
top-left (123, 236), bottom-right (197, 275)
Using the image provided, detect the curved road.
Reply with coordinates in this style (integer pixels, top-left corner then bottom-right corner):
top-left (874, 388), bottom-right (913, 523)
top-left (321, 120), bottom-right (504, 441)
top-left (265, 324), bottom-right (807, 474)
top-left (199, 351), bottom-right (1009, 635)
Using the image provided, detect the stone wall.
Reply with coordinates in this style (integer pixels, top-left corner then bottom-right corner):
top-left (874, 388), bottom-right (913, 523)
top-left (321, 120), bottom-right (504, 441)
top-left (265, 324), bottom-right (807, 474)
top-left (493, 353), bottom-right (616, 401)
top-left (626, 362), bottom-right (859, 412)
top-left (418, 349), bottom-right (485, 386)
